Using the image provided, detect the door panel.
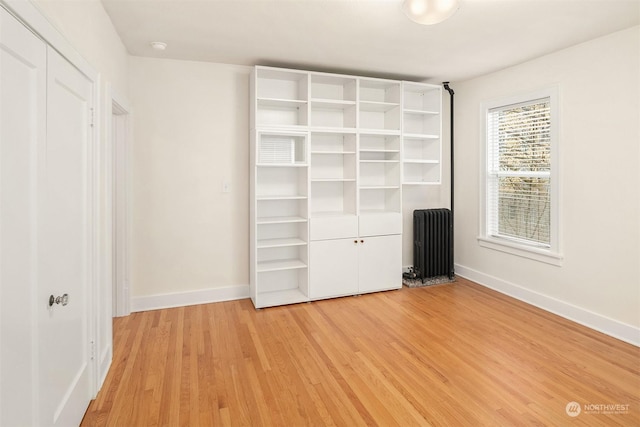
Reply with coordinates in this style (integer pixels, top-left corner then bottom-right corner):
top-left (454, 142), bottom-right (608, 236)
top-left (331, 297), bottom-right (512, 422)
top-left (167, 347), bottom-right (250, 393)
top-left (310, 238), bottom-right (358, 299)
top-left (358, 234), bottom-right (402, 294)
top-left (38, 46), bottom-right (93, 427)
top-left (0, 8), bottom-right (47, 426)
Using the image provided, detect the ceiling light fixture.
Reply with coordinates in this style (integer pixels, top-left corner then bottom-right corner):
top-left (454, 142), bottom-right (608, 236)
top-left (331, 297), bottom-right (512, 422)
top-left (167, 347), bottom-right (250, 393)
top-left (402, 0), bottom-right (460, 25)
top-left (150, 41), bottom-right (167, 51)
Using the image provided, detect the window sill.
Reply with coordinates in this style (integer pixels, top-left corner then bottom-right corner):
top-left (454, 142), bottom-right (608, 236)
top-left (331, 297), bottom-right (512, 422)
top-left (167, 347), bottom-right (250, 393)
top-left (477, 236), bottom-right (563, 267)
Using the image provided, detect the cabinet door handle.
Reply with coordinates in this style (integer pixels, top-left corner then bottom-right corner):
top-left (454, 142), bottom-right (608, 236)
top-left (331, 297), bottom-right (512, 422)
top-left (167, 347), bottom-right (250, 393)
top-left (360, 240), bottom-right (364, 243)
top-left (354, 240), bottom-right (358, 244)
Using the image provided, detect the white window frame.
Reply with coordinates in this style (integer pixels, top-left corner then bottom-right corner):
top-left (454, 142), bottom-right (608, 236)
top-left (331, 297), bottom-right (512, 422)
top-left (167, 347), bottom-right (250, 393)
top-left (478, 87), bottom-right (562, 266)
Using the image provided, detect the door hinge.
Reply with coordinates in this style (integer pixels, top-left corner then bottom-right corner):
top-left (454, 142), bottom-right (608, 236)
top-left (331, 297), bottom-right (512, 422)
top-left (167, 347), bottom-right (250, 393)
top-left (89, 107), bottom-right (95, 128)
top-left (90, 340), bottom-right (96, 360)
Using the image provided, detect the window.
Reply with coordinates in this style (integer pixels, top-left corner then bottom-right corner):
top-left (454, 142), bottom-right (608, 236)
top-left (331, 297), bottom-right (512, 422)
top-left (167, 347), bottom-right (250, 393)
top-left (479, 88), bottom-right (561, 265)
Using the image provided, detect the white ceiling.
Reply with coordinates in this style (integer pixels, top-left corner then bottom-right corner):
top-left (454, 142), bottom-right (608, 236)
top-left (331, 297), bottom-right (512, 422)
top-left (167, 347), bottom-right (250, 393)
top-left (101, 0), bottom-right (640, 83)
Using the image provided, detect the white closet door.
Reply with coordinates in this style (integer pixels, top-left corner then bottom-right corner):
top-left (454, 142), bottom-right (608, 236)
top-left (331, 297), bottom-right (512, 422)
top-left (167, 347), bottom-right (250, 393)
top-left (0, 7), bottom-right (46, 426)
top-left (38, 46), bottom-right (93, 427)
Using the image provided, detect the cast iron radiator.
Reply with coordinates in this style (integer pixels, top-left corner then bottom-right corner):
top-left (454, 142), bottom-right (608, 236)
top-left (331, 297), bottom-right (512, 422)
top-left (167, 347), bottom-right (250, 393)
top-left (413, 208), bottom-right (454, 281)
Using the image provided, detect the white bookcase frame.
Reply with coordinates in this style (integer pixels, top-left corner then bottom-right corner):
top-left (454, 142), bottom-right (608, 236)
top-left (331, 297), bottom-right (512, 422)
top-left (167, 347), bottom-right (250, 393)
top-left (251, 67), bottom-right (442, 308)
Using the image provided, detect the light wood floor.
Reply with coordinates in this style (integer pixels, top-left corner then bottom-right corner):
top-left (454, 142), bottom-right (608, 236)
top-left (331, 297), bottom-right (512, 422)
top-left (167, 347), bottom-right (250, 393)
top-left (81, 277), bottom-right (640, 426)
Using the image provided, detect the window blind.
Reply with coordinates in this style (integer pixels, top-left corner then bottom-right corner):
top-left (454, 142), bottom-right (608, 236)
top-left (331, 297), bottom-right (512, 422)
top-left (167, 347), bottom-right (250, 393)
top-left (487, 98), bottom-right (551, 246)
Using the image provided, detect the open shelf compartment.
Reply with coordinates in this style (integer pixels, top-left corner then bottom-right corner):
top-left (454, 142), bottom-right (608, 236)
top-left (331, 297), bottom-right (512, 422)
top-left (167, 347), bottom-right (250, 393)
top-left (403, 82), bottom-right (441, 112)
top-left (311, 73), bottom-right (357, 103)
top-left (403, 136), bottom-right (440, 163)
top-left (310, 180), bottom-right (356, 217)
top-left (403, 162), bottom-right (441, 185)
top-left (256, 67), bottom-right (309, 101)
top-left (359, 186), bottom-right (401, 214)
top-left (360, 78), bottom-right (401, 104)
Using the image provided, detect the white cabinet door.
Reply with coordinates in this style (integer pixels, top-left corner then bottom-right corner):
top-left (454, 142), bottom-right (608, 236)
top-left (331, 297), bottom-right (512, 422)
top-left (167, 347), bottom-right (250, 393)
top-left (0, 8), bottom-right (46, 426)
top-left (358, 234), bottom-right (402, 294)
top-left (38, 46), bottom-right (94, 427)
top-left (310, 239), bottom-right (359, 299)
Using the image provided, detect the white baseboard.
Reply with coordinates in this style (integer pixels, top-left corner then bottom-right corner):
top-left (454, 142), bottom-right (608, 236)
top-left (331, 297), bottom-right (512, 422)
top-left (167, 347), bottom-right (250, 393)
top-left (455, 264), bottom-right (640, 347)
top-left (97, 347), bottom-right (112, 396)
top-left (131, 284), bottom-right (250, 312)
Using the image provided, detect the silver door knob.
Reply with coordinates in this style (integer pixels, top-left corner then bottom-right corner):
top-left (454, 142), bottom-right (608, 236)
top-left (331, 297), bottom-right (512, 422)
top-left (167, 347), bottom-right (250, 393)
top-left (49, 294), bottom-right (69, 307)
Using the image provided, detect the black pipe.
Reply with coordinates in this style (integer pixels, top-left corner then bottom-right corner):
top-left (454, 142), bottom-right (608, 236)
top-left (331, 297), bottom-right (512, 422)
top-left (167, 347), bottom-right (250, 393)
top-left (442, 82), bottom-right (454, 278)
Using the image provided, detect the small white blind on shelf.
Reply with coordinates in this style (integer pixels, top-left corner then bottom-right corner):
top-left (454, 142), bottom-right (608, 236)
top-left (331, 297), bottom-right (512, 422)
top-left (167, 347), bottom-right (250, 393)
top-left (259, 137), bottom-right (296, 164)
top-left (487, 97), bottom-right (551, 246)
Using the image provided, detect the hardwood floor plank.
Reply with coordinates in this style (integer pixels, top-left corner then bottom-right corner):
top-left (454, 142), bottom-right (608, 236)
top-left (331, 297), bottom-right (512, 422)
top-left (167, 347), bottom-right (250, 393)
top-left (82, 278), bottom-right (640, 426)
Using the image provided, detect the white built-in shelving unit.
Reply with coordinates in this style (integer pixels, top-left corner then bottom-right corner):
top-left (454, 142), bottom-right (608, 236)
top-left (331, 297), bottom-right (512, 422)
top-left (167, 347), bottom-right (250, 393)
top-left (402, 82), bottom-right (442, 185)
top-left (251, 66), bottom-right (442, 308)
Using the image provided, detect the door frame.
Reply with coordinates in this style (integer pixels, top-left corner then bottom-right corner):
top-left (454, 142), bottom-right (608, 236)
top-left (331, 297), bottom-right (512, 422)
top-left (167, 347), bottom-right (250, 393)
top-left (106, 85), bottom-right (132, 318)
top-left (1, 0), bottom-right (102, 397)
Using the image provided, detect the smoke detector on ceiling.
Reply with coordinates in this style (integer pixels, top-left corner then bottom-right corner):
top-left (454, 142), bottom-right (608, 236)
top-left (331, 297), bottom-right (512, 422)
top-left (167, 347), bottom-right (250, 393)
top-left (150, 41), bottom-right (167, 51)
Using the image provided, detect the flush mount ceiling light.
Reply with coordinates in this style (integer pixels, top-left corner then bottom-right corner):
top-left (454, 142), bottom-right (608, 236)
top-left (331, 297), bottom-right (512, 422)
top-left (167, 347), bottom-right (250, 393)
top-left (402, 0), bottom-right (460, 25)
top-left (150, 41), bottom-right (167, 51)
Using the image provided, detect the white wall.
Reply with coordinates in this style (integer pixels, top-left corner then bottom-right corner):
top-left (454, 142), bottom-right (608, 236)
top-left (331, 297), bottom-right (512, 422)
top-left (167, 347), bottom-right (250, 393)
top-left (129, 57), bottom-right (251, 305)
top-left (453, 26), bottom-right (640, 343)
